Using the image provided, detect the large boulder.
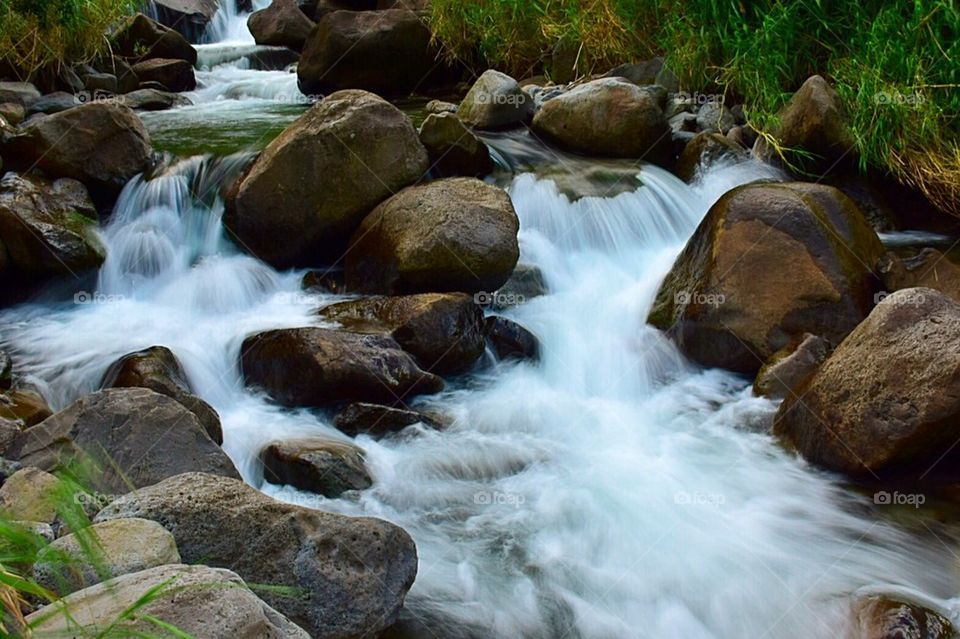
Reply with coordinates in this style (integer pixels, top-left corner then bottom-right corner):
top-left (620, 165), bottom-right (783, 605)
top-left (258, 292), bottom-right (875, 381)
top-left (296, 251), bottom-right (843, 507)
top-left (100, 346), bottom-right (222, 444)
top-left (457, 70), bottom-right (533, 129)
top-left (26, 564), bottom-right (311, 638)
top-left (261, 438), bottom-right (372, 496)
top-left (111, 13), bottom-right (198, 64)
top-left (151, 0), bottom-right (220, 42)
top-left (774, 288), bottom-right (960, 480)
top-left (317, 293), bottom-right (486, 374)
top-left (95, 472), bottom-right (418, 639)
top-left (418, 112), bottom-right (493, 177)
top-left (249, 0), bottom-right (316, 51)
top-left (532, 78), bottom-right (671, 160)
top-left (131, 58), bottom-right (196, 92)
top-left (345, 178), bottom-right (519, 295)
top-left (2, 103), bottom-right (152, 196)
top-left (241, 328), bottom-right (443, 407)
top-left (224, 90), bottom-right (428, 268)
top-left (298, 9), bottom-right (442, 97)
top-left (648, 182), bottom-right (883, 374)
top-left (8, 388), bottom-right (239, 493)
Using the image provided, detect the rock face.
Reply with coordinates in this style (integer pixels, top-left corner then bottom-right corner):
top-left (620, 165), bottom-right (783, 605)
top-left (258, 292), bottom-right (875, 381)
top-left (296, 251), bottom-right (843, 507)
top-left (224, 90), bottom-right (428, 268)
top-left (111, 13), bottom-right (198, 63)
top-left (334, 402), bottom-right (436, 437)
top-left (3, 103), bottom-right (152, 195)
top-left (298, 8), bottom-right (442, 97)
top-left (100, 346), bottom-right (222, 444)
top-left (345, 178), bottom-right (520, 295)
top-left (457, 70), bottom-right (533, 129)
top-left (26, 564), bottom-right (311, 638)
top-left (131, 58), bottom-right (196, 92)
top-left (317, 293), bottom-right (486, 373)
top-left (261, 438), bottom-right (372, 496)
top-left (241, 328), bottom-right (443, 407)
top-left (249, 0), bottom-right (315, 50)
top-left (418, 113), bottom-right (493, 178)
top-left (532, 78), bottom-right (670, 160)
top-left (648, 182), bottom-right (883, 374)
top-left (33, 518), bottom-right (180, 595)
top-left (151, 0), bottom-right (220, 42)
top-left (774, 288), bottom-right (960, 480)
top-left (8, 388), bottom-right (239, 493)
top-left (753, 334), bottom-right (828, 400)
top-left (0, 174), bottom-right (105, 278)
top-left (95, 472), bottom-right (418, 639)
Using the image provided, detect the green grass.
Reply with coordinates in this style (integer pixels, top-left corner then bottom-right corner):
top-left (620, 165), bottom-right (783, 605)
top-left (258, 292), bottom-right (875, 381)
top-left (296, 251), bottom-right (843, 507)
top-left (429, 0), bottom-right (960, 215)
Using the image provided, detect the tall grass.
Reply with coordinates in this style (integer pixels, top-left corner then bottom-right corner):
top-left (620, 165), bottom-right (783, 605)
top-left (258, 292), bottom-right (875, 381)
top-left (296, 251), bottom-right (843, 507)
top-left (430, 0), bottom-right (960, 215)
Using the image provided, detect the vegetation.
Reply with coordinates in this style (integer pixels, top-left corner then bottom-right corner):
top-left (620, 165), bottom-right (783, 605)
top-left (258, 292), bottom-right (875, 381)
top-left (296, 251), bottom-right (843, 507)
top-left (430, 0), bottom-right (960, 215)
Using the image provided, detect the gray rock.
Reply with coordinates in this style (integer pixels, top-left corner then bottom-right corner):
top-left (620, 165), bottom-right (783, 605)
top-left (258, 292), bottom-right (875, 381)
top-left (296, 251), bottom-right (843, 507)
top-left (0, 82), bottom-right (40, 107)
top-left (25, 92), bottom-right (80, 115)
top-left (457, 70), bottom-right (533, 129)
top-left (695, 101), bottom-right (736, 134)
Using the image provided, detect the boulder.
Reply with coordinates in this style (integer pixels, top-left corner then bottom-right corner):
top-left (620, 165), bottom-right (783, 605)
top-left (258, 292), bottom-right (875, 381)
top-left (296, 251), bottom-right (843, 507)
top-left (261, 438), bottom-right (372, 496)
top-left (0, 81), bottom-right (40, 106)
top-left (122, 88), bottom-right (191, 111)
top-left (317, 293), bottom-right (486, 374)
top-left (26, 564), bottom-right (311, 638)
top-left (419, 113), bottom-right (493, 178)
top-left (82, 72), bottom-right (118, 95)
top-left (0, 467), bottom-right (61, 523)
top-left (100, 346), bottom-right (222, 444)
top-left (111, 13), bottom-right (198, 64)
top-left (33, 518), bottom-right (180, 595)
top-left (674, 132), bottom-right (748, 182)
top-left (774, 288), bottom-right (960, 480)
top-left (298, 9), bottom-right (443, 97)
top-left (241, 328), bottom-right (443, 407)
top-left (25, 92), bottom-right (80, 115)
top-left (648, 182), bottom-right (883, 374)
top-left (249, 0), bottom-right (316, 51)
top-left (532, 78), bottom-right (671, 161)
top-left (95, 472), bottom-right (418, 639)
top-left (8, 388), bottom-right (239, 493)
top-left (131, 58), bottom-right (196, 92)
top-left (151, 0), bottom-right (220, 42)
top-left (854, 595), bottom-right (953, 639)
top-left (457, 70), bottom-right (533, 129)
top-left (425, 99), bottom-right (457, 114)
top-left (695, 101), bottom-right (736, 134)
top-left (334, 402), bottom-right (437, 437)
top-left (0, 174), bottom-right (105, 278)
top-left (753, 334), bottom-right (828, 399)
top-left (345, 178), bottom-right (519, 295)
top-left (484, 316), bottom-right (540, 361)
top-left (2, 103), bottom-right (152, 195)
top-left (0, 389), bottom-right (53, 426)
top-left (224, 90), bottom-right (428, 268)
top-left (877, 249), bottom-right (960, 303)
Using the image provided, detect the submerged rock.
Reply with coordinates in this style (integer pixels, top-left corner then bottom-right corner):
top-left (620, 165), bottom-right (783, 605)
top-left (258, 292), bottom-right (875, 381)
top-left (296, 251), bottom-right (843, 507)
top-left (674, 132), bottom-right (748, 182)
top-left (261, 438), bottom-right (372, 496)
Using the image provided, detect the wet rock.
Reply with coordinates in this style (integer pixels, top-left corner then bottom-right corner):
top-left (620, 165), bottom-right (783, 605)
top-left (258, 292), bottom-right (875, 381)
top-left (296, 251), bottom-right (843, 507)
top-left (345, 178), bottom-right (519, 295)
top-left (532, 77), bottom-right (671, 161)
top-left (775, 288), bottom-right (960, 480)
top-left (100, 346), bottom-right (222, 444)
top-left (249, 0), bottom-right (316, 51)
top-left (418, 112), bottom-right (493, 178)
top-left (301, 268), bottom-right (347, 294)
top-left (484, 316), bottom-right (540, 361)
top-left (317, 293), bottom-right (486, 374)
top-left (0, 82), bottom-right (40, 107)
top-left (241, 327), bottom-right (443, 407)
top-left (121, 88), bottom-right (191, 111)
top-left (131, 58), bottom-right (196, 92)
top-left (854, 595), bottom-right (953, 639)
top-left (8, 388), bottom-right (239, 493)
top-left (261, 438), bottom-right (372, 496)
top-left (488, 264), bottom-right (546, 309)
top-left (224, 90), bottom-right (428, 268)
top-left (334, 402), bottom-right (437, 437)
top-left (877, 249), bottom-right (960, 303)
top-left (27, 564), bottom-right (311, 638)
top-left (0, 389), bottom-right (53, 426)
top-left (151, 0), bottom-right (220, 42)
top-left (95, 472), bottom-right (418, 639)
top-left (457, 70), bottom-right (533, 129)
top-left (754, 334), bottom-right (828, 399)
top-left (674, 132), bottom-right (748, 182)
top-left (0, 467), bottom-right (61, 523)
top-left (111, 13), bottom-right (198, 64)
top-left (33, 518), bottom-right (180, 595)
top-left (649, 182), bottom-right (883, 374)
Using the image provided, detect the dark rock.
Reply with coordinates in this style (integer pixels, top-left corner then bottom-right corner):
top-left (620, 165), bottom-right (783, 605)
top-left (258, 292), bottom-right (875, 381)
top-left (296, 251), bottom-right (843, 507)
top-left (695, 101), bottom-right (736, 134)
top-left (753, 334), bottom-right (828, 399)
top-left (418, 113), bottom-right (493, 178)
top-left (131, 58), bottom-right (196, 92)
top-left (877, 249), bottom-right (960, 303)
top-left (111, 13), bottom-right (198, 64)
top-left (675, 132), bottom-right (748, 182)
top-left (151, 0), bottom-right (220, 43)
top-left (248, 0), bottom-right (315, 51)
top-left (122, 88), bottom-right (190, 111)
top-left (0, 82), bottom-right (40, 106)
top-left (0, 389), bottom-right (53, 427)
top-left (0, 102), bottom-right (25, 125)
top-left (484, 316), bottom-right (540, 361)
top-left (334, 402), bottom-right (437, 437)
top-left (83, 73), bottom-right (118, 95)
top-left (855, 595), bottom-right (953, 639)
top-left (457, 70), bottom-right (533, 129)
top-left (25, 92), bottom-right (80, 116)
top-left (260, 438), bottom-right (372, 496)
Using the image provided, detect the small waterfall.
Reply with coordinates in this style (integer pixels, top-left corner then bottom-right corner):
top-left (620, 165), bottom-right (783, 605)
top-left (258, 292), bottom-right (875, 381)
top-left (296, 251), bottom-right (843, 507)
top-left (205, 0), bottom-right (272, 44)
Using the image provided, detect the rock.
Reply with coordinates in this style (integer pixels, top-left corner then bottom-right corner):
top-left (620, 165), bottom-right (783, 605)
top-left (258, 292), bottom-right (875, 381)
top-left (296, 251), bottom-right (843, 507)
top-left (774, 288), bottom-right (960, 480)
top-left (100, 346), bottom-right (222, 444)
top-left (0, 173), bottom-right (105, 278)
top-left (648, 182), bottom-right (883, 374)
top-left (25, 91), bottom-right (79, 115)
top-left (487, 264), bottom-right (546, 309)
top-left (301, 268), bottom-right (347, 294)
top-left (317, 293), bottom-right (486, 374)
top-left (33, 518), bottom-right (180, 595)
top-left (457, 70), bottom-right (533, 129)
top-left (27, 564), bottom-right (311, 638)
top-left (151, 0), bottom-right (220, 42)
top-left (854, 595), bottom-right (953, 639)
top-left (345, 178), bottom-right (519, 295)
top-left (877, 249), bottom-right (960, 303)
top-left (0, 348), bottom-right (10, 390)
top-left (695, 101), bottom-right (736, 134)
top-left (674, 132), bottom-right (749, 182)
top-left (82, 73), bottom-right (118, 95)
top-left (298, 9), bottom-right (442, 97)
top-left (224, 90), bottom-right (428, 268)
top-left (484, 316), bottom-right (540, 361)
top-left (95, 472), bottom-right (418, 639)
top-left (131, 58), bottom-right (196, 92)
top-left (606, 58), bottom-right (674, 88)
top-left (8, 388), bottom-right (239, 493)
top-left (0, 467), bottom-right (61, 523)
top-left (122, 88), bottom-right (190, 111)
top-left (753, 334), bottom-right (828, 399)
top-left (249, 0), bottom-right (315, 51)
top-left (261, 438), bottom-right (372, 496)
top-left (0, 418), bottom-right (22, 455)
top-left (334, 402), bottom-right (437, 437)
top-left (425, 99), bottom-right (457, 114)
top-left (0, 389), bottom-right (53, 426)
top-left (2, 103), bottom-right (152, 195)
top-left (419, 113), bottom-right (493, 178)
top-left (532, 77), bottom-right (671, 161)
top-left (241, 328), bottom-right (443, 407)
top-left (0, 81), bottom-right (40, 106)
top-left (0, 102), bottom-right (24, 125)
top-left (111, 13), bottom-right (198, 64)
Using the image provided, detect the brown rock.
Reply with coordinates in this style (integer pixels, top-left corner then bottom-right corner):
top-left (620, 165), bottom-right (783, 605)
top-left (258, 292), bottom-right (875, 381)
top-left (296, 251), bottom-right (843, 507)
top-left (419, 112), bottom-right (493, 178)
top-left (131, 58), bottom-right (196, 92)
top-left (248, 0), bottom-right (316, 51)
top-left (261, 438), bottom-right (372, 496)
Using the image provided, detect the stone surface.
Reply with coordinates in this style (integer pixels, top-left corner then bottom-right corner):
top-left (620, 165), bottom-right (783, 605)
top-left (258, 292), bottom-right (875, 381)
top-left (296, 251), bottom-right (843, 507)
top-left (418, 113), bottom-right (493, 178)
top-left (151, 0), bottom-right (220, 42)
top-left (0, 467), bottom-right (61, 523)
top-left (334, 402), bottom-right (437, 437)
top-left (457, 70), bottom-right (533, 129)
top-left (753, 334), bottom-right (828, 399)
top-left (112, 13), bottom-right (198, 64)
top-left (854, 595), bottom-right (953, 639)
top-left (675, 131), bottom-right (748, 182)
top-left (249, 0), bottom-right (316, 51)
top-left (877, 249), bottom-right (960, 303)
top-left (261, 438), bottom-right (372, 496)
top-left (131, 58), bottom-right (196, 92)
top-left (0, 389), bottom-right (53, 427)
top-left (484, 316), bottom-right (540, 361)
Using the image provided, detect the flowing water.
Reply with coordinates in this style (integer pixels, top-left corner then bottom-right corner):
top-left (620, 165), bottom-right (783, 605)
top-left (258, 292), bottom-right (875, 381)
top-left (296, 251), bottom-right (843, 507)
top-left (2, 8), bottom-right (960, 639)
